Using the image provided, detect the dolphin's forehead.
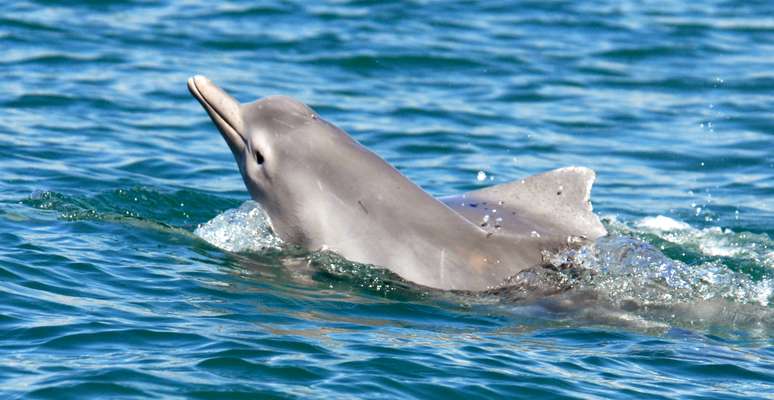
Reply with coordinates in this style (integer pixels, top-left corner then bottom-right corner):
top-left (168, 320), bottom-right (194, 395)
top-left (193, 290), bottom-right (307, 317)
top-left (250, 95), bottom-right (315, 119)
top-left (243, 95), bottom-right (319, 135)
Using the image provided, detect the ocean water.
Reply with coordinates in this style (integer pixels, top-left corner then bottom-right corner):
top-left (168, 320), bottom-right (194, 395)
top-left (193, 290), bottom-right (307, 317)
top-left (1, 0), bottom-right (773, 398)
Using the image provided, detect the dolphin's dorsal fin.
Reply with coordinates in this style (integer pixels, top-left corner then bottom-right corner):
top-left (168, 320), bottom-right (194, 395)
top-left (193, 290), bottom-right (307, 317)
top-left (441, 167), bottom-right (607, 243)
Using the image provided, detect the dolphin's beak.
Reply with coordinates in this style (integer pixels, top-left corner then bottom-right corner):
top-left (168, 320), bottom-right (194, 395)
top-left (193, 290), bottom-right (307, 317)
top-left (187, 75), bottom-right (246, 155)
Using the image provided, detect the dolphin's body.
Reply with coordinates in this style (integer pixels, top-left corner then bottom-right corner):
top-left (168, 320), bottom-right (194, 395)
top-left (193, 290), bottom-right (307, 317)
top-left (188, 75), bottom-right (606, 291)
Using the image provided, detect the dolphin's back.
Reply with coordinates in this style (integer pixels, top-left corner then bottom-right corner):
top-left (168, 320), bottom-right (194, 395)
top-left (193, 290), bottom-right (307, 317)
top-left (441, 167), bottom-right (607, 244)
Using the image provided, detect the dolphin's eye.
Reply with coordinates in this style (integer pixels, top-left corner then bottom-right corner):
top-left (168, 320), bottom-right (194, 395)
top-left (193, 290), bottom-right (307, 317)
top-left (254, 149), bottom-right (264, 165)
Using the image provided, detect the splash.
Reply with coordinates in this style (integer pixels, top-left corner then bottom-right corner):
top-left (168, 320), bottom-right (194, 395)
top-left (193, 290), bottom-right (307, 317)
top-left (545, 215), bottom-right (773, 308)
top-left (194, 201), bottom-right (282, 252)
top-left (195, 203), bottom-right (772, 308)
top-left (635, 215), bottom-right (773, 262)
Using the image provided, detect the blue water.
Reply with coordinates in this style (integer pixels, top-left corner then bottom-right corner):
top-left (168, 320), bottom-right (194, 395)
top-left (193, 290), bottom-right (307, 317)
top-left (2, 1), bottom-right (773, 398)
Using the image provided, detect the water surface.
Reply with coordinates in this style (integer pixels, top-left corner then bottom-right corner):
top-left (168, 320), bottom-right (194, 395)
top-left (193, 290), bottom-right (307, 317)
top-left (1, 1), bottom-right (772, 398)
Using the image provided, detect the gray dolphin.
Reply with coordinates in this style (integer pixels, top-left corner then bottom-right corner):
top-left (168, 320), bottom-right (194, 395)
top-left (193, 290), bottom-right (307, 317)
top-left (188, 75), bottom-right (606, 291)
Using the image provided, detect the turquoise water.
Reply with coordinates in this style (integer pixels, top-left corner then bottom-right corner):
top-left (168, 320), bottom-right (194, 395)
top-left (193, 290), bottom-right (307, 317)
top-left (2, 0), bottom-right (773, 398)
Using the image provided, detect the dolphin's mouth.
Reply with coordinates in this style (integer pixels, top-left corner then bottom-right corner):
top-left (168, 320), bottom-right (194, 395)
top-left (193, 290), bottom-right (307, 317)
top-left (187, 75), bottom-right (246, 155)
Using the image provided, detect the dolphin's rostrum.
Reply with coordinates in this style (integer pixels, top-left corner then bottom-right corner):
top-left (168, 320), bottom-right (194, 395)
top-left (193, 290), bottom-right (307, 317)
top-left (188, 75), bottom-right (607, 291)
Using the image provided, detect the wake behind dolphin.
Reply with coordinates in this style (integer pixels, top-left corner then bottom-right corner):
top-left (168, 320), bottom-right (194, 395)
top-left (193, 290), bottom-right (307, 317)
top-left (188, 75), bottom-right (607, 291)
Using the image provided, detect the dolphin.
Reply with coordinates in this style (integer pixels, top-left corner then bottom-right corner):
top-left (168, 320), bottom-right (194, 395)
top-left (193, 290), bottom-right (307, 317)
top-left (187, 75), bottom-right (607, 291)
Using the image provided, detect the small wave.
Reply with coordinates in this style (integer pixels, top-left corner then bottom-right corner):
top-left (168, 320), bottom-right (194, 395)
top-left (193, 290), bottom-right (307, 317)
top-left (3, 93), bottom-right (117, 110)
top-left (22, 188), bottom-right (229, 233)
top-left (0, 16), bottom-right (65, 33)
top-left (4, 53), bottom-right (124, 66)
top-left (596, 45), bottom-right (692, 61)
top-left (305, 53), bottom-right (485, 73)
top-left (631, 215), bottom-right (773, 269)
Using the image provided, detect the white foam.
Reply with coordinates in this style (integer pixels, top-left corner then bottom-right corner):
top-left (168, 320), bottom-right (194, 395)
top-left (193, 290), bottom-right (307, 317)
top-left (636, 215), bottom-right (690, 231)
top-left (586, 215), bottom-right (774, 307)
top-left (630, 215), bottom-right (771, 267)
top-left (194, 201), bottom-right (282, 252)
